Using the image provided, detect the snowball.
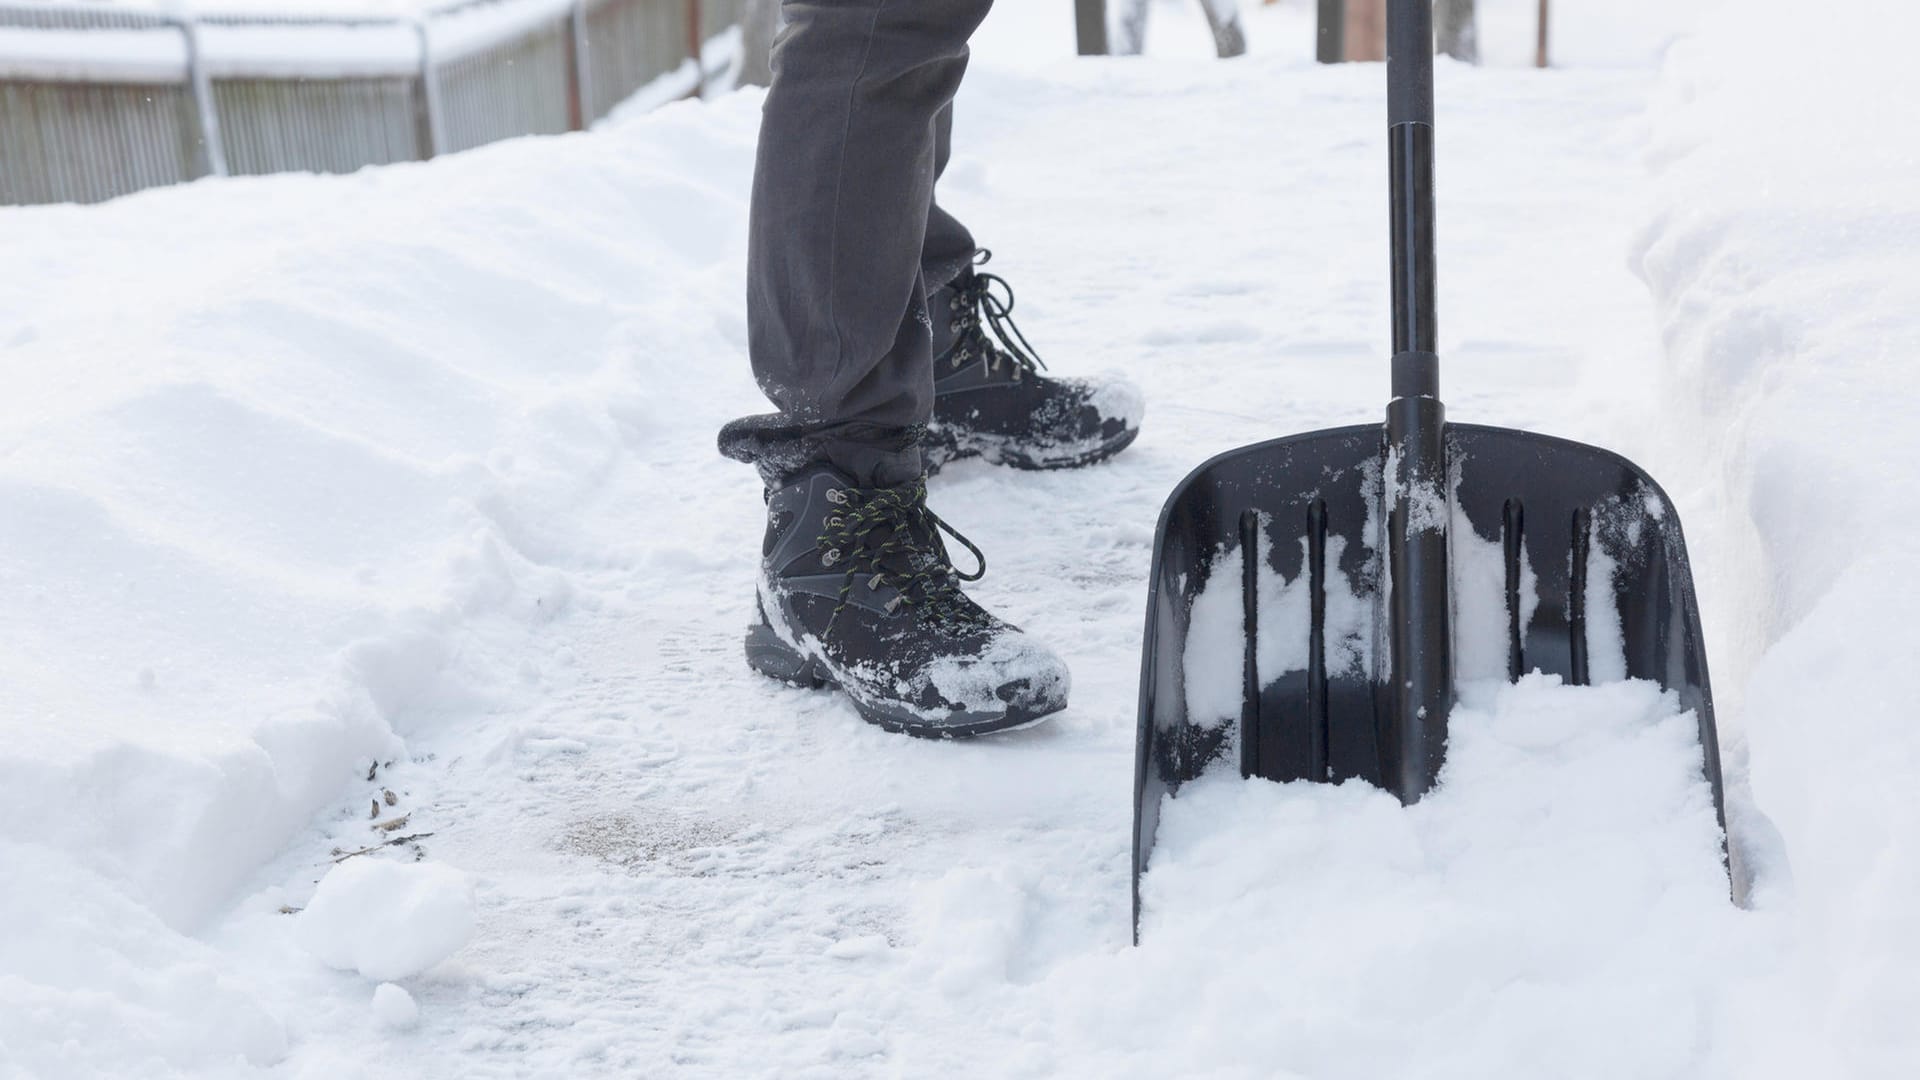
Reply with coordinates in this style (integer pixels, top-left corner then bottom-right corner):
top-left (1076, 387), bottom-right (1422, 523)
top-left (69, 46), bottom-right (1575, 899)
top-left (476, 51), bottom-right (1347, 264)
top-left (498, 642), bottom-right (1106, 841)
top-left (296, 859), bottom-right (475, 981)
top-left (370, 983), bottom-right (419, 1031)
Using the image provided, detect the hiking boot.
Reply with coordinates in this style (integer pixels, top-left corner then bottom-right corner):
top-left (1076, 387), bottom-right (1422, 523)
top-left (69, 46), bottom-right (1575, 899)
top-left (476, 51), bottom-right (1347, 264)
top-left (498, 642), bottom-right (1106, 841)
top-left (925, 253), bottom-right (1145, 474)
top-left (746, 463), bottom-right (1071, 737)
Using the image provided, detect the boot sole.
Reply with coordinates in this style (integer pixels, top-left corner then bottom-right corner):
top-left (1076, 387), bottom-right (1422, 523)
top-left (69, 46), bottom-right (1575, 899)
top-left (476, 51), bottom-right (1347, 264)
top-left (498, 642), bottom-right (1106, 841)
top-left (744, 621), bottom-right (1063, 739)
top-left (924, 424), bottom-right (1140, 476)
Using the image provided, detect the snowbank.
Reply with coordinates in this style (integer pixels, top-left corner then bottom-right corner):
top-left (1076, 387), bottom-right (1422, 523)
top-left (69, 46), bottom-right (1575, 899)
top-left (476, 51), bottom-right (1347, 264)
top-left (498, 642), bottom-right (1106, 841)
top-left (1635, 1), bottom-right (1920, 1074)
top-left (0, 92), bottom-right (761, 1074)
top-left (0, 840), bottom-right (289, 1075)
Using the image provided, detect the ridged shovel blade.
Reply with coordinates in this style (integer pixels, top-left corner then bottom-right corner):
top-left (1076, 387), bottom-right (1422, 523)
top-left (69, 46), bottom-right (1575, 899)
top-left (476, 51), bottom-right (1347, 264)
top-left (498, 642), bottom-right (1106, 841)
top-left (1131, 422), bottom-right (1728, 941)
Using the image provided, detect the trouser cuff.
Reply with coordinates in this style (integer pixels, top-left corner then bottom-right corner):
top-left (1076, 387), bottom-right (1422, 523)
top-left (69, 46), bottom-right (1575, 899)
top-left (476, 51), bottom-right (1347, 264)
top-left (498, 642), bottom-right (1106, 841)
top-left (719, 413), bottom-right (925, 488)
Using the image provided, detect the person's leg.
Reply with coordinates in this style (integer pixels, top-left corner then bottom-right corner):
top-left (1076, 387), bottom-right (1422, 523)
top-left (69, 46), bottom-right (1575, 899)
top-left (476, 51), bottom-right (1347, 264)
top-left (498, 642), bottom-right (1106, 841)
top-left (918, 105), bottom-right (1148, 475)
top-left (728, 0), bottom-right (1069, 738)
top-left (734, 0), bottom-right (994, 488)
top-left (921, 102), bottom-right (979, 294)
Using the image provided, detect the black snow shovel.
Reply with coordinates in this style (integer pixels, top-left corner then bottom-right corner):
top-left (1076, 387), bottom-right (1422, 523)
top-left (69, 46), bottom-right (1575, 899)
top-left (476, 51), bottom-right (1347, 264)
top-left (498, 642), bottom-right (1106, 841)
top-left (1130, 0), bottom-right (1728, 941)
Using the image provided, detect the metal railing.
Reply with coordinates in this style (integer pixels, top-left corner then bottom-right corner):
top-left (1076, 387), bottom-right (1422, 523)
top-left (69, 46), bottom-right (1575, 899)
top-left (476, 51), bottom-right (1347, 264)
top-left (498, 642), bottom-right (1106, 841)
top-left (0, 0), bottom-right (752, 206)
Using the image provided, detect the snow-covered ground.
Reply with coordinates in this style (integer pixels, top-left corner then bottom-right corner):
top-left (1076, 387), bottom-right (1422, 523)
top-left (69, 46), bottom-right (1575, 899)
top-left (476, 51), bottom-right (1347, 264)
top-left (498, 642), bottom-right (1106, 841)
top-left (3, 0), bottom-right (1917, 1076)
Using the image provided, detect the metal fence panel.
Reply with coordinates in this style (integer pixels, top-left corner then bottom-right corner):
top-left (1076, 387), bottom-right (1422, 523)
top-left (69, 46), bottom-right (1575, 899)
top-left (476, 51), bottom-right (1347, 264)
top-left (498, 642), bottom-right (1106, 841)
top-left (0, 80), bottom-right (196, 204)
top-left (0, 4), bottom-right (174, 31)
top-left (214, 76), bottom-right (421, 176)
top-left (582, 0), bottom-right (693, 122)
top-left (1, 0), bottom-right (748, 206)
top-left (700, 0), bottom-right (744, 43)
top-left (436, 15), bottom-right (573, 154)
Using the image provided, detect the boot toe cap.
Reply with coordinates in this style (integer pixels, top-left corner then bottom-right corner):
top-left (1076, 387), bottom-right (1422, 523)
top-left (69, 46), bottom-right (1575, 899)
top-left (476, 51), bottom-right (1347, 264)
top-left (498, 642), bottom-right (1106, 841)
top-left (921, 628), bottom-right (1071, 727)
top-left (1076, 373), bottom-right (1146, 436)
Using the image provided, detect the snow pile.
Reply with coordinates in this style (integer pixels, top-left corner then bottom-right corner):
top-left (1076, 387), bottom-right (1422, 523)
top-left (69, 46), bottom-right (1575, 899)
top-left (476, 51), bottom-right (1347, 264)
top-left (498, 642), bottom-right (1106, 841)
top-left (297, 859), bottom-right (475, 981)
top-left (0, 841), bottom-right (289, 1077)
top-left (883, 678), bottom-right (1755, 1077)
top-left (0, 92), bottom-right (762, 1074)
top-left (1636, 1), bottom-right (1920, 1073)
top-left (1121, 676), bottom-right (1738, 1076)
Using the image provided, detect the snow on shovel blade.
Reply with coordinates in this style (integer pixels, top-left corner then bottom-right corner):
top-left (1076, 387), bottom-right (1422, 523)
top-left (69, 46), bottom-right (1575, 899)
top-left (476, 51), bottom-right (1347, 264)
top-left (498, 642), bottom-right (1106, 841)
top-left (1130, 422), bottom-right (1730, 941)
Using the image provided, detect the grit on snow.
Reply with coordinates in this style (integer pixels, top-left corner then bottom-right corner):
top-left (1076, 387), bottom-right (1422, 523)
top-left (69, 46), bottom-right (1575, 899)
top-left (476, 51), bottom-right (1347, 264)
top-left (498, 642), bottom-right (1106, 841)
top-left (4, 0), bottom-right (1919, 1077)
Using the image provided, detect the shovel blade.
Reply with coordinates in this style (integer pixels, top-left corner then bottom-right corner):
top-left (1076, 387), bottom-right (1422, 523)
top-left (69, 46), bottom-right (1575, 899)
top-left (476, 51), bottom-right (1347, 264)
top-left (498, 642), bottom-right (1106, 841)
top-left (1131, 422), bottom-right (1728, 939)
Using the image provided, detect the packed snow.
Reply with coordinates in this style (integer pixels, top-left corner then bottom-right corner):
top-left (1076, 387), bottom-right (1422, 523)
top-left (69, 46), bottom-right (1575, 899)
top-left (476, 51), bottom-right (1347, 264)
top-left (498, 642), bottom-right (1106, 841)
top-left (3, 0), bottom-right (1918, 1076)
top-left (370, 982), bottom-right (422, 1031)
top-left (296, 859), bottom-right (476, 981)
top-left (1133, 675), bottom-right (1735, 1078)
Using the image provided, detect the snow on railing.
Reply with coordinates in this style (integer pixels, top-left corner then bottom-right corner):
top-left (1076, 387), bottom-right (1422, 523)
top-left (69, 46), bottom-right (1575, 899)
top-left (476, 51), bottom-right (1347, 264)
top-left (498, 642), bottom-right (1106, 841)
top-left (0, 0), bottom-right (753, 205)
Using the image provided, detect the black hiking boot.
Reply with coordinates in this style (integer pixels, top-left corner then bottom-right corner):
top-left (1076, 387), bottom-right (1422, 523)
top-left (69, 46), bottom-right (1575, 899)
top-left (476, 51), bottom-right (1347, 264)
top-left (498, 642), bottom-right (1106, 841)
top-left (925, 253), bottom-right (1144, 474)
top-left (746, 463), bottom-right (1071, 737)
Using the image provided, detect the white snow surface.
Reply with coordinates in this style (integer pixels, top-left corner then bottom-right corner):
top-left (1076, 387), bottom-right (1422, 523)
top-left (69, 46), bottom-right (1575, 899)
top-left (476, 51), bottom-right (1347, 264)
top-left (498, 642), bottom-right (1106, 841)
top-left (370, 982), bottom-right (421, 1031)
top-left (1137, 675), bottom-right (1735, 1078)
top-left (5, 0), bottom-right (593, 80)
top-left (297, 859), bottom-right (475, 981)
top-left (1633, 1), bottom-right (1920, 1074)
top-left (3, 0), bottom-right (1918, 1076)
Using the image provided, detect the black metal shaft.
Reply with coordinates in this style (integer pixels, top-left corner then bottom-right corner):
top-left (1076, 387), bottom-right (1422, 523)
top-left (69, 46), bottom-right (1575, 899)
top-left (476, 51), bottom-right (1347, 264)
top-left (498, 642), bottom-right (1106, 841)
top-left (1383, 0), bottom-right (1450, 803)
top-left (1390, 123), bottom-right (1437, 363)
top-left (1384, 397), bottom-right (1450, 801)
top-left (1387, 0), bottom-right (1434, 126)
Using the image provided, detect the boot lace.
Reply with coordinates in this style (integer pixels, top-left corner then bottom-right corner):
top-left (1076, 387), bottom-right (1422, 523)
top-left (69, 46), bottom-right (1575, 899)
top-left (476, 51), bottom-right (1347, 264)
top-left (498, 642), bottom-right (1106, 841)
top-left (945, 250), bottom-right (1048, 382)
top-left (816, 481), bottom-right (989, 631)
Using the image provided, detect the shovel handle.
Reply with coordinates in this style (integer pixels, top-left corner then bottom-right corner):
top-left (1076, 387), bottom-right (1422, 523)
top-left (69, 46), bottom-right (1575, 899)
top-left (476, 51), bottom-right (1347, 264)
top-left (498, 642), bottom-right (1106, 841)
top-left (1387, 0), bottom-right (1439, 382)
top-left (1384, 0), bottom-right (1449, 801)
top-left (1387, 0), bottom-right (1434, 126)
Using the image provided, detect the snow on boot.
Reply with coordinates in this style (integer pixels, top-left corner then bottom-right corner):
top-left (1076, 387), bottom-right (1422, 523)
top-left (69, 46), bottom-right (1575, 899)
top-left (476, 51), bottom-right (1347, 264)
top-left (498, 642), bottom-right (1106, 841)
top-left (924, 253), bottom-right (1144, 474)
top-left (746, 464), bottom-right (1070, 737)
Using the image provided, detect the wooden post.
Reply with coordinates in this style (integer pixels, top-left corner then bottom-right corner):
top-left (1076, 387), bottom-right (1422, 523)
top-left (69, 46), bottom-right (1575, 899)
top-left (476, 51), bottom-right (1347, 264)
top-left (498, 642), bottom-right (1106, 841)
top-left (1316, 0), bottom-right (1344, 63)
top-left (1075, 0), bottom-right (1108, 55)
top-left (687, 0), bottom-right (703, 97)
top-left (1536, 0), bottom-right (1549, 67)
top-left (563, 0), bottom-right (587, 131)
top-left (1344, 0), bottom-right (1383, 61)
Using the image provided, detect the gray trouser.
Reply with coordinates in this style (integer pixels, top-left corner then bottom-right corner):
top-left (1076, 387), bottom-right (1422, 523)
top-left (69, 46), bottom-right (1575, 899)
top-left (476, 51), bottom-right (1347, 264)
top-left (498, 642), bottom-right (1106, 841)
top-left (741, 0), bottom-right (993, 486)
